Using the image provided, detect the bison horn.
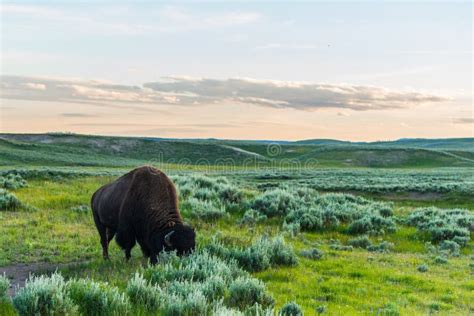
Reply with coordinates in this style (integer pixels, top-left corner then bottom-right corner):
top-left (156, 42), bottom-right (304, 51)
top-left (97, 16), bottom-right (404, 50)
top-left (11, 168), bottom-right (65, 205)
top-left (164, 230), bottom-right (175, 247)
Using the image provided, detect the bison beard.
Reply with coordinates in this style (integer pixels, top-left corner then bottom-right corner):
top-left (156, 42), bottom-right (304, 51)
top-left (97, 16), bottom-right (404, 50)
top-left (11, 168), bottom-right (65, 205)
top-left (91, 166), bottom-right (196, 264)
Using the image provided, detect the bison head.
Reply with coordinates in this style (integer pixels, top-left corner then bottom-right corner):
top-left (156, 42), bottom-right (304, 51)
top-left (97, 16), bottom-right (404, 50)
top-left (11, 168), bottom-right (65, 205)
top-left (161, 223), bottom-right (196, 255)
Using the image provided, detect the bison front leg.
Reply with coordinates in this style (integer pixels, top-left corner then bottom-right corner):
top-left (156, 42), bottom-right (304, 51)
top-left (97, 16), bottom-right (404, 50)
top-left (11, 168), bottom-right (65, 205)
top-left (116, 225), bottom-right (136, 262)
top-left (149, 252), bottom-right (158, 265)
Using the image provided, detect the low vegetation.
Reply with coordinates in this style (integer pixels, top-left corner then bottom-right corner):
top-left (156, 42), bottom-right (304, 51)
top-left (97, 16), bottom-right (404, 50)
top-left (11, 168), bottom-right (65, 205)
top-left (0, 167), bottom-right (472, 315)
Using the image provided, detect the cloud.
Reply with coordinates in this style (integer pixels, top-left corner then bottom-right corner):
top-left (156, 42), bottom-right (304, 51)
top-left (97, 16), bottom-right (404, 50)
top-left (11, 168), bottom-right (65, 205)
top-left (144, 77), bottom-right (448, 111)
top-left (1, 4), bottom-right (261, 35)
top-left (1, 75), bottom-right (447, 111)
top-left (61, 113), bottom-right (100, 118)
top-left (452, 118), bottom-right (474, 124)
top-left (24, 83), bottom-right (46, 90)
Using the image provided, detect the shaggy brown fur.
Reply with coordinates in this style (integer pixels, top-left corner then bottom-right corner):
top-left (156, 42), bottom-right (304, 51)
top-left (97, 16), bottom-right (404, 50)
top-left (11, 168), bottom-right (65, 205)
top-left (91, 166), bottom-right (195, 264)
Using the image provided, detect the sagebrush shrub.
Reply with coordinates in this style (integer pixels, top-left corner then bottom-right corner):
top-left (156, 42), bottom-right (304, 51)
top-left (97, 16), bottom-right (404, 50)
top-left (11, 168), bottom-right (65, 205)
top-left (417, 264), bottom-right (428, 272)
top-left (205, 236), bottom-right (297, 272)
top-left (0, 173), bottom-right (27, 190)
top-left (13, 273), bottom-right (77, 316)
top-left (126, 273), bottom-right (162, 311)
top-left (407, 207), bottom-right (473, 246)
top-left (300, 248), bottom-right (324, 260)
top-left (438, 240), bottom-right (460, 257)
top-left (252, 189), bottom-right (396, 235)
top-left (67, 279), bottom-right (130, 315)
top-left (219, 184), bottom-right (245, 205)
top-left (348, 236), bottom-right (372, 249)
top-left (200, 275), bottom-right (226, 301)
top-left (228, 277), bottom-right (274, 310)
top-left (367, 241), bottom-right (394, 253)
top-left (347, 214), bottom-right (396, 235)
top-left (328, 240), bottom-right (353, 251)
top-left (0, 189), bottom-right (22, 211)
top-left (162, 289), bottom-right (208, 316)
top-left (140, 250), bottom-right (274, 313)
top-left (251, 188), bottom-right (298, 217)
top-left (279, 301), bottom-right (303, 316)
top-left (183, 198), bottom-right (227, 221)
top-left (240, 209), bottom-right (267, 226)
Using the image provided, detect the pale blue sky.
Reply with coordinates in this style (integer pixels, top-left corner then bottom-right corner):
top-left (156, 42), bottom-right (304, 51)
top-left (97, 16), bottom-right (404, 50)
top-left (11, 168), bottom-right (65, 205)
top-left (1, 1), bottom-right (472, 140)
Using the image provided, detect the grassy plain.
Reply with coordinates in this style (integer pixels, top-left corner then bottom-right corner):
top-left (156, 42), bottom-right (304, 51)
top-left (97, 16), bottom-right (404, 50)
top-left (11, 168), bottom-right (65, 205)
top-left (0, 134), bottom-right (473, 315)
top-left (1, 170), bottom-right (473, 315)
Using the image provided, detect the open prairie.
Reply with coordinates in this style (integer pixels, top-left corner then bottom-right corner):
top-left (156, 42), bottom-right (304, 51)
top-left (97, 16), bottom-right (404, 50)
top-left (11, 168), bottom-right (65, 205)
top-left (0, 134), bottom-right (473, 315)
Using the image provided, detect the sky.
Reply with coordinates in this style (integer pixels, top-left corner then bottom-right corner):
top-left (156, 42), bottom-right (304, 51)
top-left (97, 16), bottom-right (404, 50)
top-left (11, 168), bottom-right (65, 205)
top-left (0, 1), bottom-right (472, 141)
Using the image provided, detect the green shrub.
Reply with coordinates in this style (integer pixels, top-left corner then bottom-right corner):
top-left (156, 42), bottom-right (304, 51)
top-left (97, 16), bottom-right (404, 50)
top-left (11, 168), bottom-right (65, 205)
top-left (252, 189), bottom-right (396, 235)
top-left (300, 248), bottom-right (324, 260)
top-left (316, 305), bottom-right (327, 314)
top-left (329, 240), bottom-right (353, 251)
top-left (184, 198), bottom-right (227, 221)
top-left (200, 276), bottom-right (226, 301)
top-left (193, 187), bottom-right (218, 201)
top-left (251, 188), bottom-right (298, 217)
top-left (67, 279), bottom-right (130, 315)
top-left (407, 207), bottom-right (473, 246)
top-left (417, 264), bottom-right (428, 273)
top-left (162, 290), bottom-right (208, 316)
top-left (13, 273), bottom-right (78, 316)
top-left (219, 185), bottom-right (245, 205)
top-left (0, 173), bottom-right (27, 189)
top-left (367, 241), bottom-right (394, 253)
top-left (348, 236), bottom-right (372, 249)
top-left (228, 277), bottom-right (274, 310)
top-left (140, 250), bottom-right (273, 312)
top-left (240, 209), bottom-right (267, 226)
top-left (205, 236), bottom-right (297, 272)
top-left (126, 273), bottom-right (162, 311)
top-left (0, 189), bottom-right (22, 211)
top-left (434, 256), bottom-right (448, 264)
top-left (439, 240), bottom-right (461, 257)
top-left (279, 302), bottom-right (303, 316)
top-left (347, 214), bottom-right (396, 235)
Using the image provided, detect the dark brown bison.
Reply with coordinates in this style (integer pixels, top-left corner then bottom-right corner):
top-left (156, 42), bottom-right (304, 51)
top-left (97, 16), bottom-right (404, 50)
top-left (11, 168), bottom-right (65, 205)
top-left (91, 166), bottom-right (195, 264)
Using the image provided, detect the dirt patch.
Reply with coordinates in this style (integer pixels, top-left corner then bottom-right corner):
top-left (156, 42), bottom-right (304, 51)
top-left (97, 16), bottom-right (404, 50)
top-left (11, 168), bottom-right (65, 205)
top-left (1, 261), bottom-right (86, 297)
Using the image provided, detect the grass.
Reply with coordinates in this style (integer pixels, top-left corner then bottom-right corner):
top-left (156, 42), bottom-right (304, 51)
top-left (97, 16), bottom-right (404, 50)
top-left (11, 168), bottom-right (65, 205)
top-left (0, 169), bottom-right (473, 315)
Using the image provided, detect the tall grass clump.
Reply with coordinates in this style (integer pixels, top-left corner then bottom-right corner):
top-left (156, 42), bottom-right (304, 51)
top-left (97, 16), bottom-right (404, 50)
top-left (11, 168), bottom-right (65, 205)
top-left (0, 274), bottom-right (10, 301)
top-left (67, 279), bottom-right (130, 315)
top-left (0, 189), bottom-right (22, 211)
top-left (407, 207), bottom-right (474, 246)
top-left (13, 273), bottom-right (77, 316)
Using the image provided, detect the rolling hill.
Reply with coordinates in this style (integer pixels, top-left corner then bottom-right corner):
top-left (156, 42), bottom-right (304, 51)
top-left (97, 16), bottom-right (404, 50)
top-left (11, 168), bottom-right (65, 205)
top-left (0, 133), bottom-right (473, 168)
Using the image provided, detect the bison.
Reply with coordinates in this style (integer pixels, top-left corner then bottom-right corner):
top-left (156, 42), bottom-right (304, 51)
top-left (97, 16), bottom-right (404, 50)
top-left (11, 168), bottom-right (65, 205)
top-left (91, 166), bottom-right (195, 264)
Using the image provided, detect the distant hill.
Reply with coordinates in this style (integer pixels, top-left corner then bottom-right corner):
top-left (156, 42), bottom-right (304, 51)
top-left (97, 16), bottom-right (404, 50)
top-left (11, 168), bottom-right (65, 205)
top-left (295, 137), bottom-right (474, 151)
top-left (0, 133), bottom-right (473, 168)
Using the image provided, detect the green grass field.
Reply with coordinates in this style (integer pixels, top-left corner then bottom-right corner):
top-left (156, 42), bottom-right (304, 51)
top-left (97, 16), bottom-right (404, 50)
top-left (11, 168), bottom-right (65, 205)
top-left (0, 134), bottom-right (473, 315)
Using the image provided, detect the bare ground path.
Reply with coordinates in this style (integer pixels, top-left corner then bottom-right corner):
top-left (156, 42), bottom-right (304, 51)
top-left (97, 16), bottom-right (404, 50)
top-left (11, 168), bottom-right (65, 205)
top-left (1, 261), bottom-right (87, 297)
